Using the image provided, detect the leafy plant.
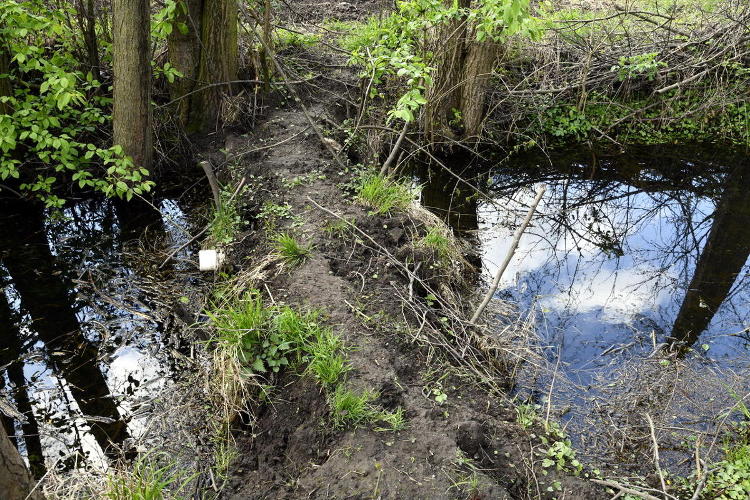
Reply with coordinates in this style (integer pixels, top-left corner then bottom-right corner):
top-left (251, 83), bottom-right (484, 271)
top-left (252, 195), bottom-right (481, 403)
top-left (0, 0), bottom-right (154, 207)
top-left (612, 52), bottom-right (667, 81)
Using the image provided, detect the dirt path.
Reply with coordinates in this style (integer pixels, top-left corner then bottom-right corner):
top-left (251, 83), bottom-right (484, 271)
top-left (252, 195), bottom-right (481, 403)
top-left (211, 79), bottom-right (603, 498)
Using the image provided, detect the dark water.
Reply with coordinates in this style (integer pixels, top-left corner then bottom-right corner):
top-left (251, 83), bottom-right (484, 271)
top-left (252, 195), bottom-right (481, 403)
top-left (0, 193), bottom-right (208, 473)
top-left (419, 146), bottom-right (750, 469)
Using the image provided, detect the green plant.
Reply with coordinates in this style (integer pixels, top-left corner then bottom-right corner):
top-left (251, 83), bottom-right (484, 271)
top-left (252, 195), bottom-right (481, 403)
top-left (105, 452), bottom-right (196, 500)
top-left (272, 232), bottom-right (311, 266)
top-left (274, 27), bottom-right (320, 49)
top-left (356, 173), bottom-right (414, 215)
top-left (0, 1), bottom-right (154, 207)
top-left (418, 226), bottom-right (452, 260)
top-left (612, 52), bottom-right (667, 81)
top-left (539, 422), bottom-right (582, 474)
top-left (703, 444), bottom-right (750, 499)
top-left (374, 406), bottom-right (406, 432)
top-left (516, 402), bottom-right (539, 429)
top-left (208, 190), bottom-right (243, 246)
top-left (323, 218), bottom-right (354, 239)
top-left (257, 201), bottom-right (303, 229)
top-left (330, 386), bottom-right (378, 428)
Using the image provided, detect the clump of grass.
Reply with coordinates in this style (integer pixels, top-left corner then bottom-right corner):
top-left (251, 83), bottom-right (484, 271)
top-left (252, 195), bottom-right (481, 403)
top-left (329, 385), bottom-right (405, 431)
top-left (330, 386), bottom-right (378, 428)
top-left (323, 217), bottom-right (355, 239)
top-left (306, 328), bottom-right (350, 386)
top-left (419, 226), bottom-right (452, 260)
top-left (356, 173), bottom-right (414, 215)
top-left (272, 232), bottom-right (311, 266)
top-left (105, 452), bottom-right (196, 500)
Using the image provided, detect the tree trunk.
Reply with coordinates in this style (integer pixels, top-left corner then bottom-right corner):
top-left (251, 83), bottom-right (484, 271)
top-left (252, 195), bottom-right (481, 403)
top-left (167, 0), bottom-right (203, 125)
top-left (0, 421), bottom-right (44, 500)
top-left (76, 0), bottom-right (100, 80)
top-left (422, 0), bottom-right (470, 140)
top-left (0, 47), bottom-right (12, 115)
top-left (422, 1), bottom-right (499, 141)
top-left (459, 39), bottom-right (499, 138)
top-left (189, 0), bottom-right (238, 133)
top-left (112, 0), bottom-right (152, 171)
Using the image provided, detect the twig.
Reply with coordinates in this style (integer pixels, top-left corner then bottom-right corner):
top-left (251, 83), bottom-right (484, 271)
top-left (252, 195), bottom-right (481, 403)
top-left (470, 185), bottom-right (546, 324)
top-left (645, 413), bottom-right (668, 498)
top-left (199, 160), bottom-right (222, 209)
top-left (590, 479), bottom-right (662, 500)
top-left (379, 120), bottom-right (409, 177)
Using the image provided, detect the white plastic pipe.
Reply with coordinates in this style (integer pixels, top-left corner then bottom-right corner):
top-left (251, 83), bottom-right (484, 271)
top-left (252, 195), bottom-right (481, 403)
top-left (199, 249), bottom-right (225, 271)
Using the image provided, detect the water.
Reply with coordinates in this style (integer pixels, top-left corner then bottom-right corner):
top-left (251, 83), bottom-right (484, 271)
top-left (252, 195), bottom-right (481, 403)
top-left (0, 193), bottom-right (209, 472)
top-left (419, 146), bottom-right (750, 470)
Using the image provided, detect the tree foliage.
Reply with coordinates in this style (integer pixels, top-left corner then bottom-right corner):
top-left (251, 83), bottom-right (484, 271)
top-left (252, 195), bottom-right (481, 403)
top-left (0, 0), bottom-right (153, 207)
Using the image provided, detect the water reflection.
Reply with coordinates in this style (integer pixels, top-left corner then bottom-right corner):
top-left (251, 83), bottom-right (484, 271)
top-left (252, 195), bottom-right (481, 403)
top-left (418, 146), bottom-right (750, 468)
top-left (670, 163), bottom-right (750, 350)
top-left (0, 191), bottom-right (204, 469)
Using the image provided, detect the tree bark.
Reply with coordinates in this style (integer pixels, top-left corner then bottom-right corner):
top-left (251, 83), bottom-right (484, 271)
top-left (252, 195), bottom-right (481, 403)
top-left (189, 0), bottom-right (238, 133)
top-left (0, 420), bottom-right (44, 500)
top-left (0, 47), bottom-right (12, 116)
top-left (422, 1), bottom-right (499, 141)
top-left (112, 0), bottom-right (152, 171)
top-left (167, 0), bottom-right (203, 125)
top-left (76, 0), bottom-right (100, 80)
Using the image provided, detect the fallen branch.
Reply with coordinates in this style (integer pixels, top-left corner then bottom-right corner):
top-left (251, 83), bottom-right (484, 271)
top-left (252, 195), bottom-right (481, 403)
top-left (590, 479), bottom-right (663, 500)
top-left (470, 185), bottom-right (546, 324)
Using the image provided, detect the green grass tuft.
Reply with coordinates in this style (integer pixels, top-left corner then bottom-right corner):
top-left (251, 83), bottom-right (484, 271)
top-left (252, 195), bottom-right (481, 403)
top-left (356, 173), bottom-right (414, 215)
top-left (105, 452), bottom-right (196, 500)
top-left (272, 232), bottom-right (311, 266)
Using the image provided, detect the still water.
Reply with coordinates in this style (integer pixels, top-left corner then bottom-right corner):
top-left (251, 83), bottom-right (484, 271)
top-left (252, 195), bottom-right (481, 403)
top-left (0, 194), bottom-right (207, 473)
top-left (422, 146), bottom-right (750, 469)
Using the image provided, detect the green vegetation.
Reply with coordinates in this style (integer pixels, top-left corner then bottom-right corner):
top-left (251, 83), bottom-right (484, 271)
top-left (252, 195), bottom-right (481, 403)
top-left (356, 173), bottom-right (414, 215)
top-left (274, 28), bottom-right (320, 50)
top-left (0, 1), bottom-right (154, 207)
top-left (329, 385), bottom-right (405, 431)
top-left (105, 453), bottom-right (196, 500)
top-left (207, 290), bottom-right (402, 433)
top-left (418, 226), bottom-right (452, 261)
top-left (272, 232), bottom-right (311, 267)
top-left (257, 201), bottom-right (303, 229)
top-left (208, 189), bottom-right (243, 246)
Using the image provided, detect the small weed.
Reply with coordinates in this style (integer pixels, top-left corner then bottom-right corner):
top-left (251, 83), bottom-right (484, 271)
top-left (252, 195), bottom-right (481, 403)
top-left (516, 402), bottom-right (540, 429)
top-left (418, 226), bottom-right (452, 260)
top-left (257, 201), bottom-right (303, 229)
top-left (105, 452), bottom-right (196, 500)
top-left (330, 386), bottom-right (378, 428)
top-left (374, 406), bottom-right (406, 432)
top-left (323, 217), bottom-right (355, 239)
top-left (274, 27), bottom-right (320, 49)
top-left (281, 171), bottom-right (326, 189)
top-left (208, 190), bottom-right (243, 246)
top-left (272, 232), bottom-right (311, 266)
top-left (356, 173), bottom-right (414, 215)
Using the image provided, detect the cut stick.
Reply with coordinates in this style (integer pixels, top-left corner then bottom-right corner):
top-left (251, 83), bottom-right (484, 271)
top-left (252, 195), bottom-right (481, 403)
top-left (470, 185), bottom-right (546, 324)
